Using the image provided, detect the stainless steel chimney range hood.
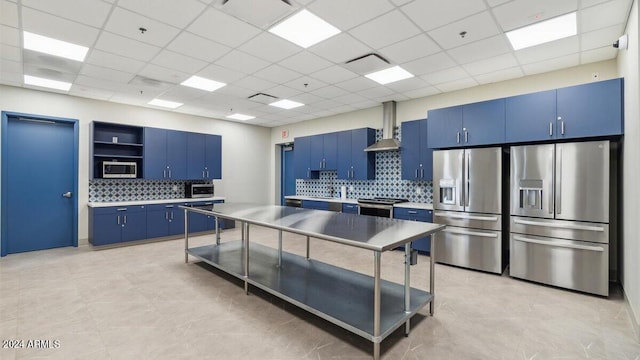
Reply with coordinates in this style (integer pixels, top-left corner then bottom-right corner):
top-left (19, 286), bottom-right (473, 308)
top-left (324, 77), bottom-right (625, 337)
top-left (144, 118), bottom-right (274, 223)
top-left (364, 101), bottom-right (401, 152)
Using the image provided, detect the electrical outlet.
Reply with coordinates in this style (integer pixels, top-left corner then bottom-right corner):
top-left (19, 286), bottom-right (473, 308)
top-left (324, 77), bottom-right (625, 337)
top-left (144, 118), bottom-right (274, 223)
top-left (416, 187), bottom-right (422, 195)
top-left (349, 186), bottom-right (354, 192)
top-left (172, 185), bottom-right (178, 192)
top-left (592, 72), bottom-right (599, 80)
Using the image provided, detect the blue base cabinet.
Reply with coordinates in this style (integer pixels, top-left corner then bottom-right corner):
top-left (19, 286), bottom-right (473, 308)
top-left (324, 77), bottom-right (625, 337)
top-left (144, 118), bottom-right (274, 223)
top-left (401, 119), bottom-right (432, 180)
top-left (393, 207), bottom-right (433, 254)
top-left (89, 205), bottom-right (147, 246)
top-left (342, 203), bottom-right (358, 214)
top-left (302, 200), bottom-right (329, 211)
top-left (146, 203), bottom-right (185, 238)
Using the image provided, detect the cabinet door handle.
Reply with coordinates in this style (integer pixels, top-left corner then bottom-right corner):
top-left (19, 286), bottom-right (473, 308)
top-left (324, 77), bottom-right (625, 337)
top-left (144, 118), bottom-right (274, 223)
top-left (165, 211), bottom-right (168, 220)
top-left (421, 168), bottom-right (424, 178)
top-left (170, 211), bottom-right (174, 220)
top-left (168, 169), bottom-right (172, 178)
top-left (207, 171), bottom-right (209, 178)
top-left (117, 215), bottom-right (120, 225)
top-left (123, 215), bottom-right (127, 225)
top-left (549, 122), bottom-right (553, 136)
top-left (202, 170), bottom-right (205, 178)
top-left (464, 130), bottom-right (468, 143)
top-left (116, 208), bottom-right (127, 211)
top-left (415, 169), bottom-right (418, 178)
top-left (456, 132), bottom-right (460, 144)
top-left (561, 121), bottom-right (565, 135)
top-left (163, 170), bottom-right (167, 178)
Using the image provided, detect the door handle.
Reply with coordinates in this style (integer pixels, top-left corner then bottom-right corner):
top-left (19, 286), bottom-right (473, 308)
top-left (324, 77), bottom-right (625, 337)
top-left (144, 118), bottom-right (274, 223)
top-left (557, 146), bottom-right (562, 215)
top-left (168, 169), bottom-right (172, 178)
top-left (117, 215), bottom-right (120, 225)
top-left (513, 236), bottom-right (604, 252)
top-left (443, 228), bottom-right (498, 238)
top-left (206, 171), bottom-right (209, 178)
top-left (164, 170), bottom-right (167, 178)
top-left (123, 215), bottom-right (127, 225)
top-left (434, 212), bottom-right (498, 221)
top-left (62, 191), bottom-right (72, 198)
top-left (561, 121), bottom-right (565, 135)
top-left (513, 218), bottom-right (605, 232)
top-left (202, 170), bottom-right (205, 178)
top-left (415, 169), bottom-right (419, 178)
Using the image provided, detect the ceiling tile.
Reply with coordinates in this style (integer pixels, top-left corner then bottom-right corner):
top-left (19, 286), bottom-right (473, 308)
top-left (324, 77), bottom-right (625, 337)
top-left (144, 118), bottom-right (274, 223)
top-left (80, 63), bottom-right (135, 83)
top-left (310, 65), bottom-right (358, 84)
top-left (1, 44), bottom-right (20, 62)
top-left (435, 77), bottom-right (478, 92)
top-left (403, 86), bottom-right (442, 99)
top-left (581, 0), bottom-right (631, 33)
top-left (267, 84), bottom-right (304, 99)
top-left (23, 50), bottom-right (83, 78)
top-left (581, 24), bottom-right (624, 51)
top-left (215, 50), bottom-right (271, 75)
top-left (95, 32), bottom-right (161, 62)
top-left (253, 64), bottom-right (302, 83)
top-left (522, 53), bottom-right (580, 75)
top-left (580, 46), bottom-right (617, 64)
top-left (1, 58), bottom-right (21, 74)
top-left (22, 7), bottom-right (100, 47)
top-left (138, 63), bottom-right (188, 85)
top-left (422, 66), bottom-right (470, 85)
top-left (22, 62), bottom-right (75, 82)
top-left (379, 34), bottom-right (441, 64)
top-left (85, 49), bottom-right (146, 74)
top-left (349, 10), bottom-right (421, 49)
top-left (75, 74), bottom-right (132, 92)
top-left (384, 77), bottom-right (431, 93)
top-left (0, 66), bottom-right (23, 87)
top-left (358, 85), bottom-right (396, 100)
top-left (401, 0), bottom-right (487, 31)
top-left (167, 32), bottom-right (231, 63)
top-left (0, 24), bottom-right (19, 47)
top-left (151, 50), bottom-right (208, 74)
top-left (283, 76), bottom-right (328, 93)
top-left (309, 33), bottom-right (372, 64)
top-left (428, 12), bottom-right (501, 50)
top-left (401, 52), bottom-right (457, 76)
top-left (215, 84), bottom-right (255, 98)
top-left (462, 53), bottom-right (519, 75)
top-left (492, 0), bottom-right (577, 32)
top-left (188, 7), bottom-right (261, 47)
top-left (486, 0), bottom-right (511, 6)
top-left (307, 0), bottom-right (394, 30)
top-left (104, 7), bottom-right (180, 47)
top-left (334, 76), bottom-right (378, 92)
top-left (278, 51), bottom-right (333, 75)
top-left (238, 32), bottom-right (302, 63)
top-left (446, 35), bottom-right (512, 64)
top-left (515, 36), bottom-right (579, 64)
top-left (390, 0), bottom-right (413, 5)
top-left (581, 0), bottom-right (611, 8)
top-left (1, 1), bottom-right (18, 27)
top-left (69, 85), bottom-right (115, 100)
top-left (197, 64), bottom-right (246, 84)
top-left (234, 76), bottom-right (278, 92)
top-left (309, 85), bottom-right (349, 99)
top-left (328, 91), bottom-right (367, 105)
top-left (474, 66), bottom-right (524, 84)
top-left (22, 0), bottom-right (111, 28)
top-left (117, 0), bottom-right (206, 28)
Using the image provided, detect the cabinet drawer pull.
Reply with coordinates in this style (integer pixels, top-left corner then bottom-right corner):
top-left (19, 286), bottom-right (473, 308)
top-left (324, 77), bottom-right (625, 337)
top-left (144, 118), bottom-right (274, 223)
top-left (116, 208), bottom-right (127, 211)
top-left (513, 236), bottom-right (604, 252)
top-left (408, 210), bottom-right (418, 214)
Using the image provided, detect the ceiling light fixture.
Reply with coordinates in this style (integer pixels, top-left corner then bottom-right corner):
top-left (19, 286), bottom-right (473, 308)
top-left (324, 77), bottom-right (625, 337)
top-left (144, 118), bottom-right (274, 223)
top-left (24, 75), bottom-right (72, 91)
top-left (23, 31), bottom-right (89, 62)
top-left (226, 113), bottom-right (256, 121)
top-left (181, 75), bottom-right (226, 92)
top-left (148, 98), bottom-right (183, 109)
top-left (506, 12), bottom-right (577, 50)
top-left (269, 99), bottom-right (304, 109)
top-left (365, 66), bottom-right (414, 85)
top-left (268, 9), bottom-right (340, 48)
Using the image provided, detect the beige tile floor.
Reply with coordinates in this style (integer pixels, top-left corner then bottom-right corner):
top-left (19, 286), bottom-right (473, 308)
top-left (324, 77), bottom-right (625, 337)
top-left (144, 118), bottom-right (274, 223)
top-left (1, 226), bottom-right (639, 360)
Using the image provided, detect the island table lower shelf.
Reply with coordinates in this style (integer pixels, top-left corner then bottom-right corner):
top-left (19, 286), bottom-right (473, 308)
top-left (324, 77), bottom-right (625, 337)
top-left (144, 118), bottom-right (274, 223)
top-left (188, 240), bottom-right (432, 342)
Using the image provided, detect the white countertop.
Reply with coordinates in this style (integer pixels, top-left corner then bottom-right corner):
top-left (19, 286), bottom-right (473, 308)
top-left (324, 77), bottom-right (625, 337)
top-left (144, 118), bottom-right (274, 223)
top-left (284, 196), bottom-right (432, 209)
top-left (88, 196), bottom-right (226, 208)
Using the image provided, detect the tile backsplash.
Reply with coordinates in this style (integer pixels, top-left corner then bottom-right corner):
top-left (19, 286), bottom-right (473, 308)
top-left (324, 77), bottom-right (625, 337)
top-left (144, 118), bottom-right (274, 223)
top-left (89, 179), bottom-right (209, 202)
top-left (296, 128), bottom-right (433, 203)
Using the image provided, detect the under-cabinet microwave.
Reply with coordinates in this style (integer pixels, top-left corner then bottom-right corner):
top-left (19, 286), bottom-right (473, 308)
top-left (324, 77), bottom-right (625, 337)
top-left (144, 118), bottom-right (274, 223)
top-left (103, 161), bottom-right (137, 178)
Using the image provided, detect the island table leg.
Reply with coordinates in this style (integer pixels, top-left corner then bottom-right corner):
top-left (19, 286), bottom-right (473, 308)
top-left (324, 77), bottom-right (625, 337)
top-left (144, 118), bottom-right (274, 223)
top-left (404, 243), bottom-right (411, 336)
top-left (184, 209), bottom-right (189, 264)
top-left (244, 222), bottom-right (250, 295)
top-left (373, 251), bottom-right (381, 360)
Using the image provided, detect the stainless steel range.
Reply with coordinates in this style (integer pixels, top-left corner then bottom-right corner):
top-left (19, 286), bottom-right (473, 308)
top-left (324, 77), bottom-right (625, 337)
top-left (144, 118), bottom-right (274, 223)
top-left (357, 198), bottom-right (408, 218)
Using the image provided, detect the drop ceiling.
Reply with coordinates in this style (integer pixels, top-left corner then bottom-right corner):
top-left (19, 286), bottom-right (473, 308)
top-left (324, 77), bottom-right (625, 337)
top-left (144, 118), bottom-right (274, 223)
top-left (0, 0), bottom-right (632, 127)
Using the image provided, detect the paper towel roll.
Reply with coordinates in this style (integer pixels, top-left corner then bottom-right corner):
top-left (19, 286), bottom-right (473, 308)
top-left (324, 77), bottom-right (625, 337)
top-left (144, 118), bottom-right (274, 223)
top-left (340, 186), bottom-right (347, 200)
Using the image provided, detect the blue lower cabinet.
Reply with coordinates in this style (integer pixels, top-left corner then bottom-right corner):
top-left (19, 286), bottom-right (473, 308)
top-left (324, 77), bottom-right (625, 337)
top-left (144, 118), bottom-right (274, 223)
top-left (302, 200), bottom-right (329, 210)
top-left (145, 203), bottom-right (184, 238)
top-left (393, 208), bottom-right (433, 254)
top-left (188, 212), bottom-right (209, 233)
top-left (342, 203), bottom-right (358, 214)
top-left (90, 205), bottom-right (147, 245)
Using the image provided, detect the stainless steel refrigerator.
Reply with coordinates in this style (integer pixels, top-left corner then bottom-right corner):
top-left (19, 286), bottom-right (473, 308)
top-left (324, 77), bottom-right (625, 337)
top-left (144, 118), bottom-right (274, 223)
top-left (510, 140), bottom-right (611, 296)
top-left (432, 147), bottom-right (507, 274)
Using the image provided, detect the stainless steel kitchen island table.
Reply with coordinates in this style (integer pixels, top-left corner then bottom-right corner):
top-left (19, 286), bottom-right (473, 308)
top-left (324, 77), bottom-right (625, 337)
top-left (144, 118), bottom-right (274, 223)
top-left (181, 203), bottom-right (445, 360)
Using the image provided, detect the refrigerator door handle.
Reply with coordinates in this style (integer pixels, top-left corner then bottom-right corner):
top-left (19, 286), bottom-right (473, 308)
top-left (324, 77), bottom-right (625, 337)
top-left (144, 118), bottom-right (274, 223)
top-left (549, 147), bottom-right (554, 215)
top-left (513, 235), bottom-right (604, 252)
top-left (513, 219), bottom-right (605, 232)
top-left (443, 228), bottom-right (498, 238)
top-left (557, 146), bottom-right (562, 215)
top-left (434, 212), bottom-right (498, 222)
top-left (465, 152), bottom-right (470, 207)
top-left (460, 152), bottom-right (465, 207)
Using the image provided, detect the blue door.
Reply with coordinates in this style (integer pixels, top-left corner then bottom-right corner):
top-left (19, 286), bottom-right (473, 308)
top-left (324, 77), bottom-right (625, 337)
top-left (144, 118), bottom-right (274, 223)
top-left (281, 145), bottom-right (295, 205)
top-left (2, 113), bottom-right (78, 256)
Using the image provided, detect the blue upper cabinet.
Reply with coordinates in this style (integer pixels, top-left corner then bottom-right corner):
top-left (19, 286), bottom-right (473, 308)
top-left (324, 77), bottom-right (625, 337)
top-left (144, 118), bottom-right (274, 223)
top-left (293, 136), bottom-right (318, 179)
top-left (166, 130), bottom-right (187, 179)
top-left (427, 106), bottom-right (463, 148)
top-left (401, 119), bottom-right (432, 180)
top-left (556, 78), bottom-right (624, 139)
top-left (205, 135), bottom-right (222, 179)
top-left (337, 128), bottom-right (375, 180)
top-left (143, 127), bottom-right (168, 180)
top-left (310, 133), bottom-right (337, 170)
top-left (309, 135), bottom-right (324, 170)
top-left (462, 98), bottom-right (506, 146)
top-left (506, 89), bottom-right (557, 142)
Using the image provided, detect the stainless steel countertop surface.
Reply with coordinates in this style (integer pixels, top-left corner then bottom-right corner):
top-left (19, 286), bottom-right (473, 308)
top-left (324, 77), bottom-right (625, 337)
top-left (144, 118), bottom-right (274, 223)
top-left (181, 203), bottom-right (445, 252)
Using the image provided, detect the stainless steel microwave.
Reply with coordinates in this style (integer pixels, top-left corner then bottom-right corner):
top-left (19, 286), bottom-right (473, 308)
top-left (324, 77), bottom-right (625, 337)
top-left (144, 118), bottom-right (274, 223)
top-left (103, 161), bottom-right (137, 178)
top-left (186, 183), bottom-right (214, 198)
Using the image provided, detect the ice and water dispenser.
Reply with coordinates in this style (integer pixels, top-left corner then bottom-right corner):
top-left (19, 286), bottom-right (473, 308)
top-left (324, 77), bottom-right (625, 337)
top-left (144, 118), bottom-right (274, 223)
top-left (518, 179), bottom-right (543, 210)
top-left (439, 179), bottom-right (456, 205)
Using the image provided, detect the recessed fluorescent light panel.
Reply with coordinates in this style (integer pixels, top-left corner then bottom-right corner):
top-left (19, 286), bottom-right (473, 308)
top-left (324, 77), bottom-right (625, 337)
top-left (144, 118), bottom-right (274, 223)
top-left (269, 9), bottom-right (340, 48)
top-left (269, 99), bottom-right (304, 109)
top-left (24, 75), bottom-right (72, 91)
top-left (365, 66), bottom-right (414, 85)
top-left (148, 99), bottom-right (183, 109)
top-left (181, 75), bottom-right (226, 92)
top-left (23, 31), bottom-right (89, 62)
top-left (506, 12), bottom-right (577, 50)
top-left (226, 113), bottom-right (255, 121)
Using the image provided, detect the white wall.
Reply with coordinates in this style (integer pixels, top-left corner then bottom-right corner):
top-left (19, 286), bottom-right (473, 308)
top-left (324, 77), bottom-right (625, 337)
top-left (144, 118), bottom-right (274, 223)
top-left (617, 0), bottom-right (640, 340)
top-left (0, 85), bottom-right (272, 246)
